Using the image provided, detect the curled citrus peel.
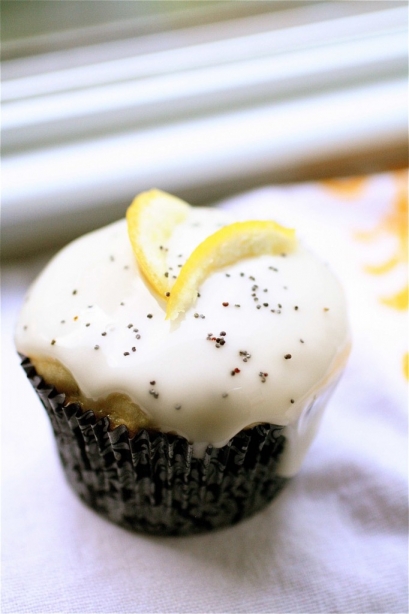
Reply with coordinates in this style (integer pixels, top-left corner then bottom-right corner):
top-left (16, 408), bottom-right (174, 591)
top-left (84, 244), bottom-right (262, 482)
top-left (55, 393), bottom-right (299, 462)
top-left (166, 220), bottom-right (296, 320)
top-left (126, 190), bottom-right (297, 320)
top-left (126, 189), bottom-right (189, 298)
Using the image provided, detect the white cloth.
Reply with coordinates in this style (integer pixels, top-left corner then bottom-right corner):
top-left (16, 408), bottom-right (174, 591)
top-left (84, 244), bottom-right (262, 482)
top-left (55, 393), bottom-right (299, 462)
top-left (2, 173), bottom-right (407, 613)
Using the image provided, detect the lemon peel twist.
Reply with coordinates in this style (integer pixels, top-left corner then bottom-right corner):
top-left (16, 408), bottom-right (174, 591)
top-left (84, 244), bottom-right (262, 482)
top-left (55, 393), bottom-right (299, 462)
top-left (165, 220), bottom-right (296, 320)
top-left (126, 190), bottom-right (297, 320)
top-left (126, 189), bottom-right (190, 298)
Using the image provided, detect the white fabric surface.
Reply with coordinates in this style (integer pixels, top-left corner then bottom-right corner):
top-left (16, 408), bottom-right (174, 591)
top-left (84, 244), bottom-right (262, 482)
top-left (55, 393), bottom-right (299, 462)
top-left (2, 173), bottom-right (407, 613)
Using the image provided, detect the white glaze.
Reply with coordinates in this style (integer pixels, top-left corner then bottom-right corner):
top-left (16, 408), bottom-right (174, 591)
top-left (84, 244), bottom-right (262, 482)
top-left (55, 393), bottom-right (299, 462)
top-left (15, 208), bottom-right (350, 476)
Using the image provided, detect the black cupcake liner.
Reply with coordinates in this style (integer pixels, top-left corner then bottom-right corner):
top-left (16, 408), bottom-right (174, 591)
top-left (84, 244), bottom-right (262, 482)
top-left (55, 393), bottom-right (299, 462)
top-left (21, 355), bottom-right (289, 535)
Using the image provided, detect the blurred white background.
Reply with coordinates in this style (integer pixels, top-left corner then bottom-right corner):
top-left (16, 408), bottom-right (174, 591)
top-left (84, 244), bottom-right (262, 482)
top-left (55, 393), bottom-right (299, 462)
top-left (1, 0), bottom-right (408, 257)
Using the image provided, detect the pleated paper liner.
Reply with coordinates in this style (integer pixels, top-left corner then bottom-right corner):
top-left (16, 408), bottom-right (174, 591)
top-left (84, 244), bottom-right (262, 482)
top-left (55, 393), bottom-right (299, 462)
top-left (21, 355), bottom-right (289, 536)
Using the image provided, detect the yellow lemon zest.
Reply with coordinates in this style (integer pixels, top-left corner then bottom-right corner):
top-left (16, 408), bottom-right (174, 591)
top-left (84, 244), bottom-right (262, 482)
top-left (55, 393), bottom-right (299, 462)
top-left (126, 189), bottom-right (190, 297)
top-left (403, 352), bottom-right (409, 380)
top-left (381, 285), bottom-right (409, 311)
top-left (321, 176), bottom-right (368, 198)
top-left (166, 221), bottom-right (296, 320)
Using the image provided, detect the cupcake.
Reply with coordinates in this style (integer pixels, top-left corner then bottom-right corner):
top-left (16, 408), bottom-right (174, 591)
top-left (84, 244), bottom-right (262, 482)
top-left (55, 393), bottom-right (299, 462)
top-left (15, 190), bottom-right (350, 535)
